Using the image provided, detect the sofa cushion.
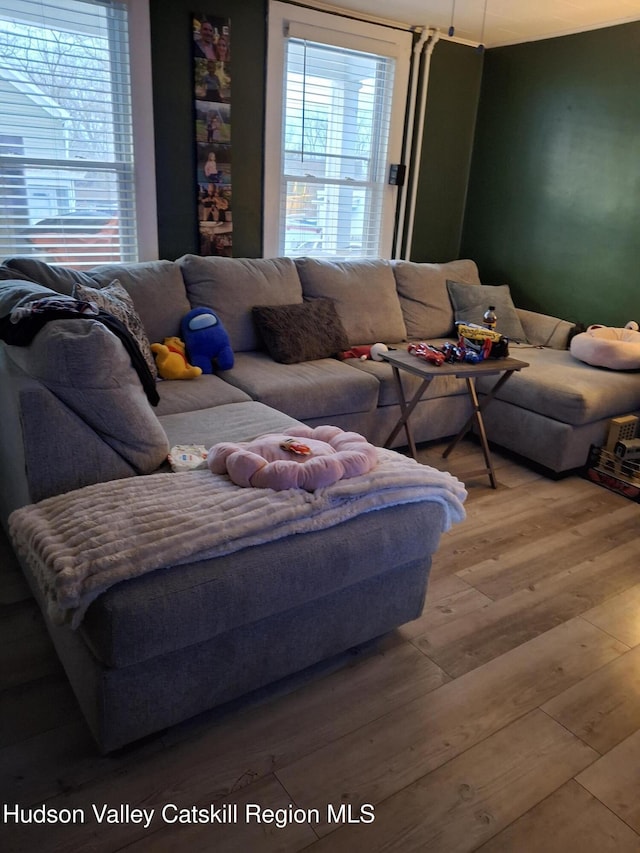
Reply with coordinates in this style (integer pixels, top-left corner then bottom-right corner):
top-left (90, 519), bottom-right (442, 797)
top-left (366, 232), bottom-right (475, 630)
top-left (476, 345), bottom-right (640, 425)
top-left (89, 260), bottom-right (191, 344)
top-left (447, 280), bottom-right (529, 343)
top-left (159, 400), bottom-right (303, 450)
top-left (3, 257), bottom-right (95, 295)
top-left (516, 308), bottom-right (574, 349)
top-left (295, 257), bottom-right (407, 346)
top-left (6, 319), bottom-right (169, 471)
top-left (252, 297), bottom-right (349, 364)
top-left (346, 342), bottom-right (470, 407)
top-left (154, 374), bottom-right (252, 417)
top-left (221, 351), bottom-right (380, 420)
top-left (0, 264), bottom-right (40, 284)
top-left (74, 279), bottom-right (158, 379)
top-left (177, 255), bottom-right (303, 352)
top-left (4, 258), bottom-right (191, 344)
top-left (393, 259), bottom-right (480, 339)
top-left (79, 497), bottom-right (441, 668)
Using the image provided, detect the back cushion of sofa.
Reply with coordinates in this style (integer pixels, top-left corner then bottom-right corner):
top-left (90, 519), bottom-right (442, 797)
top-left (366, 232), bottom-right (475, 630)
top-left (89, 260), bottom-right (191, 344)
top-left (3, 257), bottom-right (94, 295)
top-left (393, 259), bottom-right (481, 339)
top-left (178, 255), bottom-right (303, 352)
top-left (295, 257), bottom-right (407, 346)
top-left (4, 258), bottom-right (191, 344)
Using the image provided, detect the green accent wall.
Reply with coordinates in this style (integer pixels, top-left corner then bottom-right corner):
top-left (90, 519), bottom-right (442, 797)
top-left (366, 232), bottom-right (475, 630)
top-left (461, 22), bottom-right (640, 326)
top-left (410, 39), bottom-right (483, 262)
top-left (149, 0), bottom-right (266, 259)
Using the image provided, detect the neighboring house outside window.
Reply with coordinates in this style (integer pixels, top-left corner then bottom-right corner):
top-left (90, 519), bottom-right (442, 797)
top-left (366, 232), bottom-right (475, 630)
top-left (0, 0), bottom-right (153, 268)
top-left (265, 2), bottom-right (412, 260)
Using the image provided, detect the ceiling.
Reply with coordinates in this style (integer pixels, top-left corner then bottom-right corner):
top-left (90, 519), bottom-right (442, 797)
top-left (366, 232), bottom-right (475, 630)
top-left (313, 0), bottom-right (640, 47)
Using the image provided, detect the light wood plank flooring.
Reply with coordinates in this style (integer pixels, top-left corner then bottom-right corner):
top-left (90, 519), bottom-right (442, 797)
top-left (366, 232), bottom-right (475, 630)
top-left (2, 439), bottom-right (640, 852)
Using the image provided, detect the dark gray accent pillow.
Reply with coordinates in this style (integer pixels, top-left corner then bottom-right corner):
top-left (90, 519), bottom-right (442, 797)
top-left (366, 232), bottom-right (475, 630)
top-left (252, 298), bottom-right (349, 364)
top-left (446, 280), bottom-right (529, 343)
top-left (74, 279), bottom-right (158, 379)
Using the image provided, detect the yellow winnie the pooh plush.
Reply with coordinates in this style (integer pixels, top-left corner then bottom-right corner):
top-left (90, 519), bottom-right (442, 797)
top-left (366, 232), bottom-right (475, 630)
top-left (151, 337), bottom-right (202, 380)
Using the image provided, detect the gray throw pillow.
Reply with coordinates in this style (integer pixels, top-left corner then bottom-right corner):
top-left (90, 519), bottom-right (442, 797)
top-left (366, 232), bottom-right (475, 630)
top-left (74, 279), bottom-right (158, 379)
top-left (252, 298), bottom-right (349, 364)
top-left (446, 281), bottom-right (529, 343)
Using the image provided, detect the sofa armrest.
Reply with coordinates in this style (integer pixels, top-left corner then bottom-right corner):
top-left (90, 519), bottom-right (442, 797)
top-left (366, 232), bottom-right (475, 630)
top-left (516, 308), bottom-right (575, 350)
top-left (0, 344), bottom-right (166, 526)
top-left (1, 321), bottom-right (170, 519)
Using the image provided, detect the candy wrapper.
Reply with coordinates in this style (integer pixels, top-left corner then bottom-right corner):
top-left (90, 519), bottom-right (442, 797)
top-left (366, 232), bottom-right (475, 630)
top-left (168, 444), bottom-right (209, 472)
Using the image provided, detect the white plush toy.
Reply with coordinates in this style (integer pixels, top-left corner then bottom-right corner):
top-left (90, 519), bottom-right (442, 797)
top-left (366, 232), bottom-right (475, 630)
top-left (338, 343), bottom-right (389, 362)
top-left (369, 342), bottom-right (389, 361)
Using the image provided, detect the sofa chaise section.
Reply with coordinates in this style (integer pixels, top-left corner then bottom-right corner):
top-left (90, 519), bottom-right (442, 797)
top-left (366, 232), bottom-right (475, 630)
top-left (41, 498), bottom-right (444, 752)
top-left (477, 340), bottom-right (640, 472)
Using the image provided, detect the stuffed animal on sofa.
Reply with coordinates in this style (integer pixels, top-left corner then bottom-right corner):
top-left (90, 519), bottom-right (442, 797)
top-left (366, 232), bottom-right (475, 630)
top-left (570, 322), bottom-right (640, 370)
top-left (338, 343), bottom-right (389, 362)
top-left (207, 425), bottom-right (378, 491)
top-left (181, 307), bottom-right (234, 373)
top-left (151, 337), bottom-right (202, 380)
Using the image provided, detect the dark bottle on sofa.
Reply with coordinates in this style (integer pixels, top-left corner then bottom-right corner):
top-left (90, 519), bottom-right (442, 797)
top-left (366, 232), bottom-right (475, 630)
top-left (483, 306), bottom-right (497, 331)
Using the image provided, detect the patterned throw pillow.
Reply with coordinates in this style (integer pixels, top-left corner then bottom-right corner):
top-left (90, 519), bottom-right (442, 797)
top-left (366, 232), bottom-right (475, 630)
top-left (74, 279), bottom-right (158, 379)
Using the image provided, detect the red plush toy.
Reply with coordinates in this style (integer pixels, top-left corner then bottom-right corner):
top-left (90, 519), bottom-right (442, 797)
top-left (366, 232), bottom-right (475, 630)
top-left (338, 343), bottom-right (389, 361)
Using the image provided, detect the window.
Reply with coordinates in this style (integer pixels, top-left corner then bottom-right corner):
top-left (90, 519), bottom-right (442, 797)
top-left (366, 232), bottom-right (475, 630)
top-left (265, 2), bottom-right (411, 259)
top-left (0, 0), bottom-right (147, 268)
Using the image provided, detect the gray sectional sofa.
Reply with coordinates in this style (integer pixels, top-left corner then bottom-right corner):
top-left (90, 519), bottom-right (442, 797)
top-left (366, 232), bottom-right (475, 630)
top-left (1, 252), bottom-right (638, 751)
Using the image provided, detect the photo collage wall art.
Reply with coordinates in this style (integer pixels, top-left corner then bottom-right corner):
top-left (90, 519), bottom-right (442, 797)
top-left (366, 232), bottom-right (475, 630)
top-left (192, 14), bottom-right (232, 256)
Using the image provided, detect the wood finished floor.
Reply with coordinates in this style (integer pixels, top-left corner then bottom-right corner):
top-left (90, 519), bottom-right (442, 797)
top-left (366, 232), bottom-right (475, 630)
top-left (2, 439), bottom-right (640, 852)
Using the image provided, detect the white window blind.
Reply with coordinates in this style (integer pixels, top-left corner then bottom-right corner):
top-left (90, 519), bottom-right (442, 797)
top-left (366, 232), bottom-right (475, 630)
top-left (0, 0), bottom-right (138, 268)
top-left (265, 3), bottom-right (411, 260)
top-left (282, 38), bottom-right (393, 258)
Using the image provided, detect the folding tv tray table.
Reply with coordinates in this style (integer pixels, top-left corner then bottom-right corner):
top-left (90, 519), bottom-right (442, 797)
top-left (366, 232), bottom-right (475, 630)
top-left (381, 349), bottom-right (529, 488)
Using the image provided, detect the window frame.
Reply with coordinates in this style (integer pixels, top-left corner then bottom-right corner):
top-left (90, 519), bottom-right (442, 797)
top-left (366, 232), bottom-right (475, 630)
top-left (264, 1), bottom-right (412, 260)
top-left (127, 0), bottom-right (157, 261)
top-left (0, 0), bottom-right (157, 265)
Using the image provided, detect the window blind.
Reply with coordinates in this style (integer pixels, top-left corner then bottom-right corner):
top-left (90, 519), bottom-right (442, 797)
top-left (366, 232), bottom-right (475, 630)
top-left (0, 0), bottom-right (137, 268)
top-left (280, 36), bottom-right (395, 259)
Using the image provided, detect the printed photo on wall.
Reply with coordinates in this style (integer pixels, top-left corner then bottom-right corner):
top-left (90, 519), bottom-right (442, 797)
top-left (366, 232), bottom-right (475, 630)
top-left (196, 143), bottom-right (231, 186)
top-left (195, 101), bottom-right (230, 145)
top-left (192, 13), bottom-right (231, 256)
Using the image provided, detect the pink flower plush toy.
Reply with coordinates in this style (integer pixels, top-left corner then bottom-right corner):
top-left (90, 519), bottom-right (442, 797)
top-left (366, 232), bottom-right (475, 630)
top-left (207, 425), bottom-right (378, 491)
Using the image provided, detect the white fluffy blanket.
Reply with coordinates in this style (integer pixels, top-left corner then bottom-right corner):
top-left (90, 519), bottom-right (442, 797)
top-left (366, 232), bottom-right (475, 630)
top-left (9, 449), bottom-right (466, 628)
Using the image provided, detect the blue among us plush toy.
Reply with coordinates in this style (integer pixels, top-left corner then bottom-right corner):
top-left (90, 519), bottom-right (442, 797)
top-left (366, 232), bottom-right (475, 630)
top-left (181, 307), bottom-right (234, 373)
